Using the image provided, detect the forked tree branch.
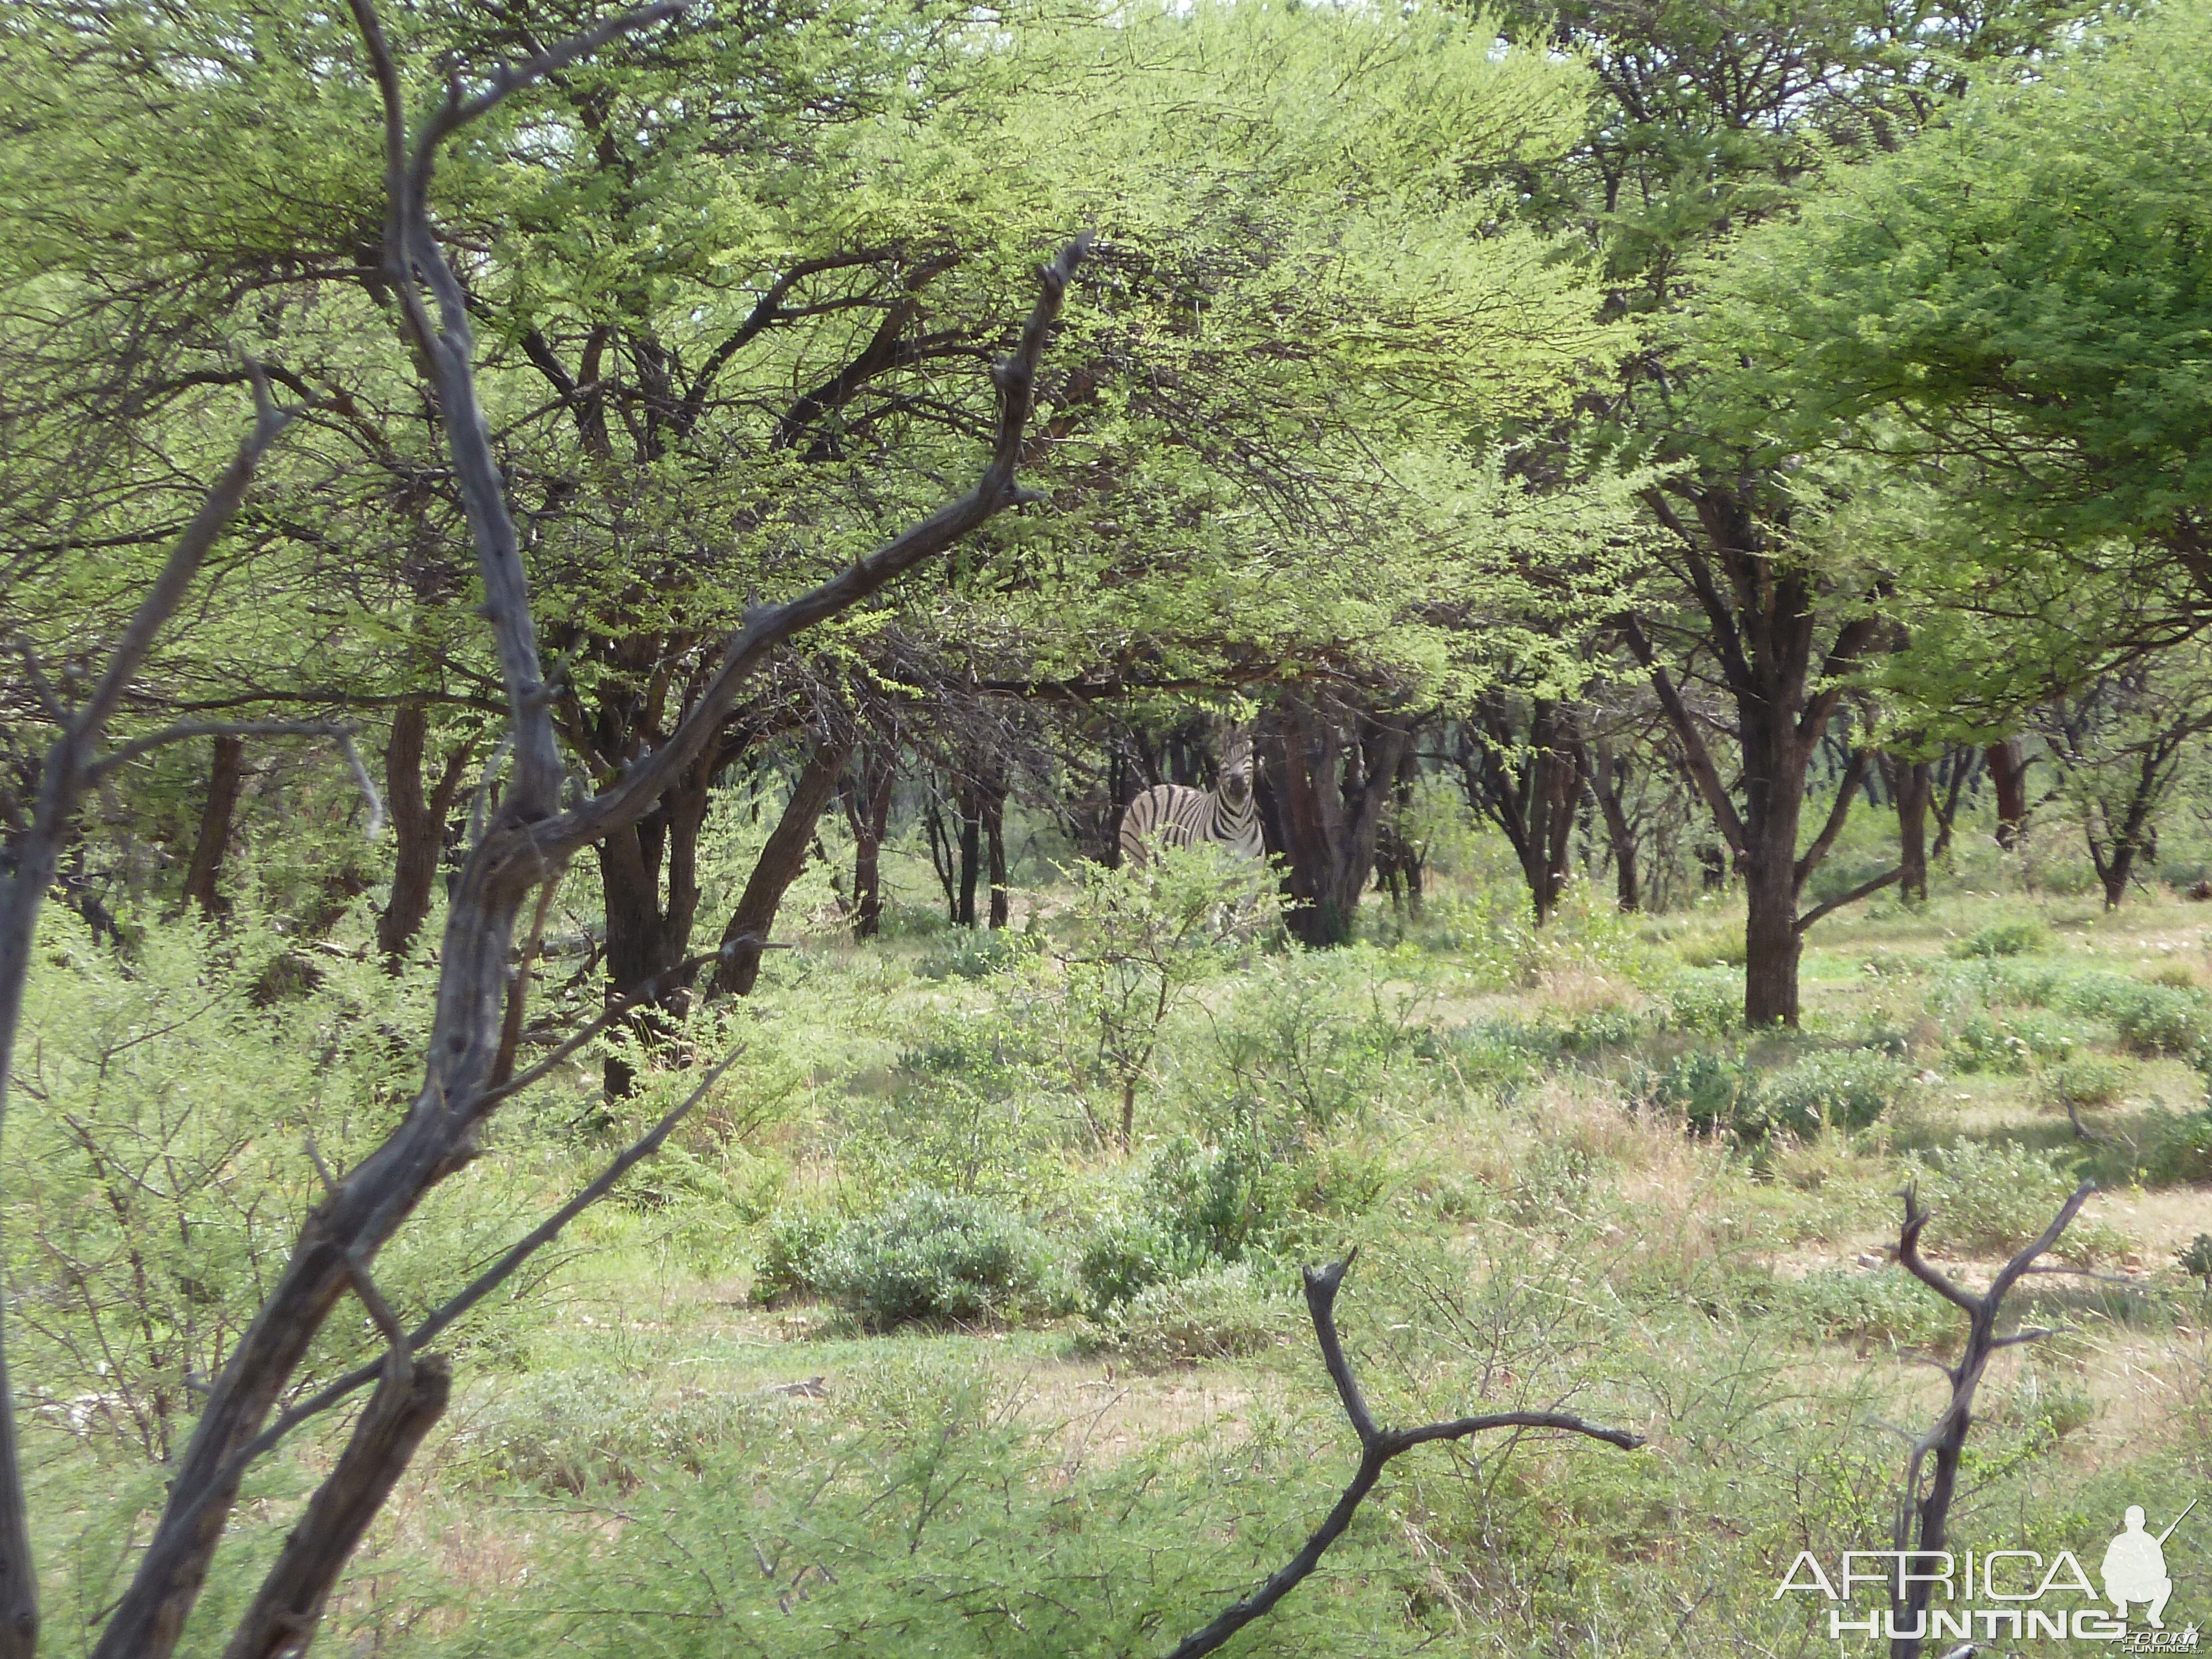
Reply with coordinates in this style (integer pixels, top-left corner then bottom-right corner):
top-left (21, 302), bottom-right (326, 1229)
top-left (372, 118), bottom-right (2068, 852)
top-left (1796, 746), bottom-right (1871, 886)
top-left (111, 1046), bottom-right (744, 1630)
top-left (1161, 1255), bottom-right (1641, 1659)
top-left (1886, 1180), bottom-right (2094, 1659)
top-left (218, 1356), bottom-right (451, 1659)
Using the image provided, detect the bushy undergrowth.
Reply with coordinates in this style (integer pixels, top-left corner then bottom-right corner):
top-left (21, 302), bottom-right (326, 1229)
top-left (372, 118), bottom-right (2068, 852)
top-left (1078, 1262), bottom-right (1300, 1363)
top-left (769, 1188), bottom-right (1057, 1327)
top-left (1902, 1141), bottom-right (2130, 1261)
top-left (17, 878), bottom-right (2207, 1659)
top-left (1639, 1046), bottom-right (1914, 1141)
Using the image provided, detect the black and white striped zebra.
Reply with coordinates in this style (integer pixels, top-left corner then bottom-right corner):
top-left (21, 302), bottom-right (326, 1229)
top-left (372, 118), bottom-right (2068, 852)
top-left (1117, 730), bottom-right (1265, 867)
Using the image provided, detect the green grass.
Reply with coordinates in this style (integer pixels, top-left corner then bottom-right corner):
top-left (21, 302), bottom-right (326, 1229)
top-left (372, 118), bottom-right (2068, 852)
top-left (14, 855), bottom-right (2212, 1658)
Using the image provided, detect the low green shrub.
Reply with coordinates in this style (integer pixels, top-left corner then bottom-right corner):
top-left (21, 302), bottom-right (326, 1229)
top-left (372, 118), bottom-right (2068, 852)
top-left (1757, 1051), bottom-right (1915, 1138)
top-left (753, 1205), bottom-right (842, 1306)
top-left (1949, 920), bottom-right (2050, 959)
top-left (812, 1188), bottom-right (1053, 1327)
top-left (1078, 1262), bottom-right (1299, 1365)
top-left (1643, 1049), bottom-right (1755, 1138)
top-left (1903, 1142), bottom-right (2130, 1262)
top-left (2102, 982), bottom-right (2210, 1057)
top-left (2136, 1108), bottom-right (2212, 1186)
top-left (1552, 1001), bottom-right (1646, 1055)
top-left (917, 926), bottom-right (1041, 981)
top-left (1642, 1047), bottom-right (1909, 1140)
top-left (1661, 972), bottom-right (1742, 1037)
top-left (458, 1372), bottom-right (780, 1494)
top-left (2047, 1055), bottom-right (2137, 1109)
top-left (1947, 962), bottom-right (2211, 1059)
top-left (1208, 958), bottom-right (1432, 1130)
top-left (1143, 1132), bottom-right (1300, 1264)
top-left (1946, 1010), bottom-right (2088, 1072)
top-left (1787, 1267), bottom-right (1958, 1352)
top-left (1443, 1019), bottom-right (1552, 1098)
top-left (1077, 1208), bottom-right (1199, 1317)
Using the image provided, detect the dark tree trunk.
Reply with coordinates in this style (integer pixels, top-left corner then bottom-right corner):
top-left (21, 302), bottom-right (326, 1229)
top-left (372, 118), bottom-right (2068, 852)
top-left (1928, 745), bottom-right (1975, 862)
top-left (1892, 755), bottom-right (1932, 902)
top-left (1623, 486), bottom-right (1887, 1027)
top-left (841, 745), bottom-right (896, 940)
top-left (1373, 747), bottom-right (1425, 918)
top-left (955, 784), bottom-right (982, 927)
top-left (221, 1355), bottom-right (449, 1659)
top-left (597, 754), bottom-right (714, 1096)
top-left (1459, 699), bottom-right (1583, 924)
top-left (983, 780), bottom-right (1009, 928)
top-left (2093, 833), bottom-right (2139, 910)
top-left (1269, 698), bottom-right (1412, 948)
top-left (376, 702), bottom-right (476, 963)
top-left (1987, 738), bottom-right (2027, 847)
top-left (180, 734), bottom-right (247, 917)
top-left (1740, 744), bottom-right (1807, 1029)
top-left (713, 739), bottom-right (852, 995)
top-left (2085, 738), bottom-right (2174, 910)
top-left (1581, 737), bottom-right (1639, 912)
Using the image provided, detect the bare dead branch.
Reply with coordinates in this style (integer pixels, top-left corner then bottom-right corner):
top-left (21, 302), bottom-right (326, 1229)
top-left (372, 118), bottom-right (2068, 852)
top-left (1161, 1258), bottom-right (1640, 1659)
top-left (1887, 1181), bottom-right (2095, 1659)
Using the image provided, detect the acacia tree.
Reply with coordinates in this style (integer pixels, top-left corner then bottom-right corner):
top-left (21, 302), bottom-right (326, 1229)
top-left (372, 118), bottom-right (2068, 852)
top-left (0, 2), bottom-right (1088, 1647)
top-left (1491, 0), bottom-right (2098, 1022)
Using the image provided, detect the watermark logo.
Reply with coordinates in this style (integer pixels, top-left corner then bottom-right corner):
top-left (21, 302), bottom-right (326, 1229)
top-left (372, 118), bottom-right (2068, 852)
top-left (1776, 1501), bottom-right (2198, 1647)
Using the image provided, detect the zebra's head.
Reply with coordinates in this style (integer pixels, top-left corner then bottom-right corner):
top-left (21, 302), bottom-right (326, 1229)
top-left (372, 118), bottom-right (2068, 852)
top-left (1218, 728), bottom-right (1255, 805)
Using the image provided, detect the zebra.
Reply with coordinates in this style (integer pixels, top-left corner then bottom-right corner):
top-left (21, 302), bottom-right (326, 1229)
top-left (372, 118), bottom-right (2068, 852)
top-left (1117, 729), bottom-right (1265, 867)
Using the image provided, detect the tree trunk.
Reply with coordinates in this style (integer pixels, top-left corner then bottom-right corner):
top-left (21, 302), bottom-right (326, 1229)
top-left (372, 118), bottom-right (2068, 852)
top-left (983, 782), bottom-right (1009, 928)
top-left (1894, 756), bottom-right (1931, 902)
top-left (1928, 745), bottom-right (1974, 862)
top-left (221, 1356), bottom-right (450, 1659)
top-left (1460, 700), bottom-right (1581, 923)
top-left (841, 746), bottom-right (895, 940)
top-left (376, 702), bottom-right (475, 963)
top-left (1374, 748), bottom-right (1425, 919)
top-left (1271, 698), bottom-right (1412, 948)
top-left (1581, 738), bottom-right (1639, 911)
top-left (712, 740), bottom-right (851, 995)
top-left (1622, 486), bottom-right (1887, 1027)
top-left (180, 734), bottom-right (247, 917)
top-left (2094, 833), bottom-right (2137, 909)
top-left (597, 755), bottom-right (713, 1095)
top-left (1741, 778), bottom-right (1805, 1028)
top-left (1987, 738), bottom-right (2027, 847)
top-left (955, 784), bottom-right (982, 927)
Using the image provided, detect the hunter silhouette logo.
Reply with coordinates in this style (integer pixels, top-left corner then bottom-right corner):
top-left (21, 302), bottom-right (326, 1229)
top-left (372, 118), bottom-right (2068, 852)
top-left (2104, 1503), bottom-right (2189, 1629)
